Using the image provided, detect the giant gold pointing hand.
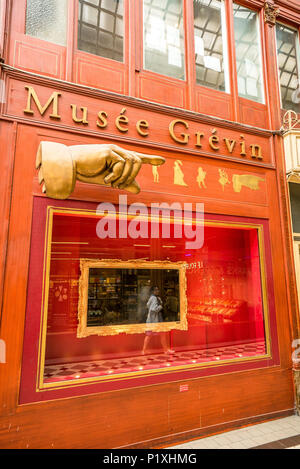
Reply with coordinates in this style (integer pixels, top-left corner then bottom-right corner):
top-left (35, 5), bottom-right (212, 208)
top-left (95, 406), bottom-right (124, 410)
top-left (36, 142), bottom-right (165, 199)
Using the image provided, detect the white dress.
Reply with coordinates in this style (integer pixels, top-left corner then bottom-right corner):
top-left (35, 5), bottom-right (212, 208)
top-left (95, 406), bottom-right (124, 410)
top-left (146, 295), bottom-right (163, 323)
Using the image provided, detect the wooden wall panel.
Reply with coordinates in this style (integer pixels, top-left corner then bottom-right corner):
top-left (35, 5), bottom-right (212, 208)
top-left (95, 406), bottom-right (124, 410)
top-left (0, 120), bottom-right (16, 324)
top-left (137, 73), bottom-right (186, 109)
top-left (0, 368), bottom-right (294, 449)
top-left (198, 368), bottom-right (294, 430)
top-left (12, 38), bottom-right (66, 79)
top-left (196, 87), bottom-right (232, 121)
top-left (74, 53), bottom-right (126, 95)
top-left (239, 98), bottom-right (270, 129)
top-left (0, 0), bottom-right (6, 58)
top-left (0, 124), bottom-right (36, 415)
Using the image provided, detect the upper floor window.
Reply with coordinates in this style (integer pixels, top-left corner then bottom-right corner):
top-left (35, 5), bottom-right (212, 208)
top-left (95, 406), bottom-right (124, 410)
top-left (78, 0), bottom-right (124, 62)
top-left (143, 0), bottom-right (185, 80)
top-left (26, 0), bottom-right (68, 46)
top-left (276, 23), bottom-right (300, 113)
top-left (193, 0), bottom-right (230, 93)
top-left (23, 0), bottom-right (269, 112)
top-left (233, 4), bottom-right (265, 104)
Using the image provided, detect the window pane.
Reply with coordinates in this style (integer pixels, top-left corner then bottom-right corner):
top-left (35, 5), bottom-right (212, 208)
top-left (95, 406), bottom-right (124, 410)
top-left (26, 0), bottom-right (67, 46)
top-left (276, 24), bottom-right (300, 113)
top-left (78, 0), bottom-right (124, 62)
top-left (194, 0), bottom-right (229, 93)
top-left (143, 0), bottom-right (185, 80)
top-left (233, 4), bottom-right (264, 103)
top-left (85, 267), bottom-right (180, 329)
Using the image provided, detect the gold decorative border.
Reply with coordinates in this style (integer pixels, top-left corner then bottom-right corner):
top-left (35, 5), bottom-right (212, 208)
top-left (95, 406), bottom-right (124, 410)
top-left (36, 206), bottom-right (272, 392)
top-left (77, 258), bottom-right (187, 337)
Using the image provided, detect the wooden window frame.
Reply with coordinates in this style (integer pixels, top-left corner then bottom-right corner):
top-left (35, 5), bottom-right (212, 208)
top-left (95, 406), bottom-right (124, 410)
top-left (192, 0), bottom-right (233, 120)
top-left (231, 0), bottom-right (271, 128)
top-left (134, 0), bottom-right (189, 109)
top-left (6, 0), bottom-right (277, 126)
top-left (8, 0), bottom-right (68, 79)
top-left (73, 0), bottom-right (130, 95)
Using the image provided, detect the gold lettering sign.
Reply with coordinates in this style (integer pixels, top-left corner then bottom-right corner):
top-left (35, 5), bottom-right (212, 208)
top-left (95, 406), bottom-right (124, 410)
top-left (250, 144), bottom-right (263, 160)
top-left (24, 86), bottom-right (61, 119)
top-left (136, 119), bottom-right (149, 137)
top-left (169, 119), bottom-right (189, 144)
top-left (24, 86), bottom-right (264, 161)
top-left (115, 108), bottom-right (129, 132)
top-left (96, 111), bottom-right (108, 128)
top-left (71, 104), bottom-right (88, 124)
top-left (209, 134), bottom-right (219, 151)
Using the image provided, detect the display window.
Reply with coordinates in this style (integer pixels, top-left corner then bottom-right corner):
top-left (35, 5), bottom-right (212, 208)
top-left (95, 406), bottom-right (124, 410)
top-left (20, 197), bottom-right (278, 402)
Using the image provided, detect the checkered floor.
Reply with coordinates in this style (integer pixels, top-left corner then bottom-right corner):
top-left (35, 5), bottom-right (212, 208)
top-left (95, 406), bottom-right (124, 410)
top-left (44, 340), bottom-right (266, 383)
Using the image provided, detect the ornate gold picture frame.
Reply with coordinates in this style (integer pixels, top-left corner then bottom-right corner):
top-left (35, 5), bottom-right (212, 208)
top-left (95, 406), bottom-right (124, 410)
top-left (77, 259), bottom-right (188, 337)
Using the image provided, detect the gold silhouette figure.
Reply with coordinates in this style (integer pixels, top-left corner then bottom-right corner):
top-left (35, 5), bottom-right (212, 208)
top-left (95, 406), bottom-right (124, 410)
top-left (152, 165), bottom-right (160, 183)
top-left (218, 169), bottom-right (231, 191)
top-left (232, 175), bottom-right (265, 193)
top-left (196, 167), bottom-right (207, 189)
top-left (174, 160), bottom-right (188, 186)
top-left (36, 142), bottom-right (165, 199)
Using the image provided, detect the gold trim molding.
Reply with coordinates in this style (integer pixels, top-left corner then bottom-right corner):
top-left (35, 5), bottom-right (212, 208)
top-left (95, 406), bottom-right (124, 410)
top-left (77, 258), bottom-right (188, 338)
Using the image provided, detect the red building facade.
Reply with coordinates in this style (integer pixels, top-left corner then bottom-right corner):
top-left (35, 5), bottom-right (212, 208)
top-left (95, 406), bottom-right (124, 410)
top-left (0, 0), bottom-right (300, 448)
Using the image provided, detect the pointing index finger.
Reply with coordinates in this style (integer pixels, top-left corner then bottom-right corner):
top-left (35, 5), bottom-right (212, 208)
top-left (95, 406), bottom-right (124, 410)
top-left (134, 153), bottom-right (165, 166)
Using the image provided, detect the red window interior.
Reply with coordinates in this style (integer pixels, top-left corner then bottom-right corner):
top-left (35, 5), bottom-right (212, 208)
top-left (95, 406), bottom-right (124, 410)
top-left (42, 209), bottom-right (267, 385)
